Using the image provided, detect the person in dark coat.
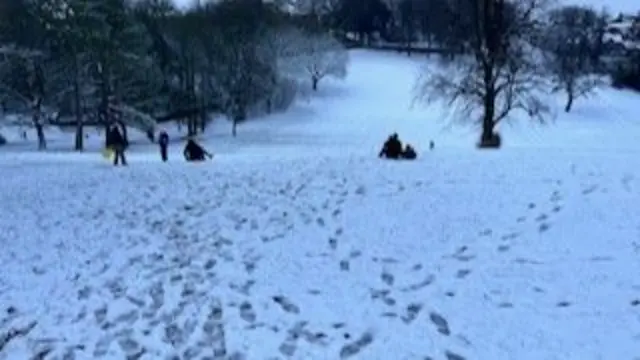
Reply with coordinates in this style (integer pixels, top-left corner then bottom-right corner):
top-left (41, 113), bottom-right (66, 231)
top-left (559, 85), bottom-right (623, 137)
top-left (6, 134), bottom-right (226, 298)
top-left (402, 144), bottom-right (417, 159)
top-left (379, 133), bottom-right (403, 159)
top-left (106, 124), bottom-right (127, 166)
top-left (183, 139), bottom-right (212, 162)
top-left (158, 130), bottom-right (169, 162)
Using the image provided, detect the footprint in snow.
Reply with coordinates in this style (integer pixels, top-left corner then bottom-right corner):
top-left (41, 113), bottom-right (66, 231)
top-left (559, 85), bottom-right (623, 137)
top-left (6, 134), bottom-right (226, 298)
top-left (429, 311), bottom-right (451, 336)
top-left (400, 274), bottom-right (435, 292)
top-left (340, 260), bottom-right (350, 271)
top-left (551, 191), bottom-right (562, 202)
top-left (498, 302), bottom-right (514, 309)
top-left (500, 232), bottom-right (519, 241)
top-left (278, 321), bottom-right (306, 357)
top-left (479, 229), bottom-right (492, 236)
top-left (117, 335), bottom-right (144, 357)
top-left (201, 299), bottom-right (227, 357)
top-left (94, 305), bottom-right (108, 325)
top-left (445, 350), bottom-right (467, 360)
top-left (93, 335), bottom-right (113, 357)
top-left (339, 331), bottom-right (374, 358)
top-left (272, 296), bottom-right (300, 314)
top-left (535, 214), bottom-right (548, 222)
top-left (381, 271), bottom-right (394, 286)
top-left (239, 301), bottom-right (257, 323)
top-left (401, 303), bottom-right (423, 324)
top-left (455, 269), bottom-right (471, 279)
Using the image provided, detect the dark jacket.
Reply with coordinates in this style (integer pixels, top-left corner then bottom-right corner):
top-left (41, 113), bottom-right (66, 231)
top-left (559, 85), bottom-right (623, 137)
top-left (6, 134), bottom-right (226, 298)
top-left (184, 140), bottom-right (210, 161)
top-left (402, 146), bottom-right (417, 159)
top-left (106, 125), bottom-right (125, 148)
top-left (379, 136), bottom-right (402, 159)
top-left (159, 132), bottom-right (169, 147)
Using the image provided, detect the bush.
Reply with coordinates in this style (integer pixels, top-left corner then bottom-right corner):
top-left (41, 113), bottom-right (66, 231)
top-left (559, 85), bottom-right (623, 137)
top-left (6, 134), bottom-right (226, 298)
top-left (0, 133), bottom-right (6, 146)
top-left (610, 57), bottom-right (640, 92)
top-left (611, 69), bottom-right (640, 91)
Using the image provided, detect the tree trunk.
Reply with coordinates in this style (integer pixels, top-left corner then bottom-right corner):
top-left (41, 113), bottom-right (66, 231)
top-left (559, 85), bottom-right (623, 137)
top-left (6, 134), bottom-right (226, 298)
top-left (231, 102), bottom-right (246, 137)
top-left (73, 56), bottom-right (83, 151)
top-left (564, 95), bottom-right (573, 113)
top-left (312, 76), bottom-right (319, 91)
top-left (199, 98), bottom-right (207, 133)
top-left (32, 99), bottom-right (46, 150)
top-left (146, 129), bottom-right (155, 142)
top-left (75, 124), bottom-right (84, 151)
top-left (479, 89), bottom-right (500, 148)
top-left (200, 110), bottom-right (206, 133)
top-left (187, 118), bottom-right (197, 137)
top-left (564, 84), bottom-right (574, 113)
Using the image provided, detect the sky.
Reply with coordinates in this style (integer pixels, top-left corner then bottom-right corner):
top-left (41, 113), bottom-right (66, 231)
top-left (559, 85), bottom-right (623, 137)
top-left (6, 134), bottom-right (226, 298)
top-left (567, 0), bottom-right (638, 14)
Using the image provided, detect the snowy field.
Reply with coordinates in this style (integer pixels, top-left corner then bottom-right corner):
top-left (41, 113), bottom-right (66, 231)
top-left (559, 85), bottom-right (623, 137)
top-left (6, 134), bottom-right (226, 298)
top-left (1, 50), bottom-right (640, 359)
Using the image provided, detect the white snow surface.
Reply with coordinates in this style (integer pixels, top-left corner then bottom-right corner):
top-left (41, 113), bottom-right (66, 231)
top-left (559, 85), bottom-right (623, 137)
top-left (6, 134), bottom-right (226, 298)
top-left (1, 50), bottom-right (640, 360)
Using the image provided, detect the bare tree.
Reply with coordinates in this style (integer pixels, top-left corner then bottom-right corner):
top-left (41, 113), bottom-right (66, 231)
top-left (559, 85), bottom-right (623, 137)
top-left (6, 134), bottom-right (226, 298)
top-left (541, 5), bottom-right (604, 112)
top-left (281, 30), bottom-right (348, 91)
top-left (415, 0), bottom-right (551, 148)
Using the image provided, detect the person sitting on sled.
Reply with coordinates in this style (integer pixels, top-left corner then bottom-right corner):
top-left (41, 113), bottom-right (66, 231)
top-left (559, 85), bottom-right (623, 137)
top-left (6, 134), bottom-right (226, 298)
top-left (379, 133), bottom-right (403, 159)
top-left (183, 138), bottom-right (212, 162)
top-left (402, 144), bottom-right (417, 159)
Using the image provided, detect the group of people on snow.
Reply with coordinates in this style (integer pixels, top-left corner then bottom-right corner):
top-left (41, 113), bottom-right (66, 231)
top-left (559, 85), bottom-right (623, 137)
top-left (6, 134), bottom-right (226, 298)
top-left (106, 124), bottom-right (426, 167)
top-left (105, 123), bottom-right (212, 166)
top-left (378, 133), bottom-right (419, 160)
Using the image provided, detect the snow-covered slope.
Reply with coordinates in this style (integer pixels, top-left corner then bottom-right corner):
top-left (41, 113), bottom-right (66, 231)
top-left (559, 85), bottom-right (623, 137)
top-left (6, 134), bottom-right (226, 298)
top-left (1, 50), bottom-right (640, 360)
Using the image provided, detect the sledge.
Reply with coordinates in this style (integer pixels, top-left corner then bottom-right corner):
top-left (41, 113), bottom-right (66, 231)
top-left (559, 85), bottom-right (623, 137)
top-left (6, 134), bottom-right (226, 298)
top-left (102, 147), bottom-right (114, 160)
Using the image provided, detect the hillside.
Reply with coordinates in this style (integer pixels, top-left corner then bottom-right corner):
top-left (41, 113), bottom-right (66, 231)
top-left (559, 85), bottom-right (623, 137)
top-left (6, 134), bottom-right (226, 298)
top-left (1, 50), bottom-right (640, 359)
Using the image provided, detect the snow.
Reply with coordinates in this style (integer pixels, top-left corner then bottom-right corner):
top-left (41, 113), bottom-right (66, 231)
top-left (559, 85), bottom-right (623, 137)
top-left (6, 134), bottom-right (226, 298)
top-left (2, 49), bottom-right (640, 359)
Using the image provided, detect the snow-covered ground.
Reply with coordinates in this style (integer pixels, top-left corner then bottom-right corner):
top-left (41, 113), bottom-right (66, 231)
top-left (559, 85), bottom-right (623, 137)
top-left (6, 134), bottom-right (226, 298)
top-left (1, 50), bottom-right (640, 359)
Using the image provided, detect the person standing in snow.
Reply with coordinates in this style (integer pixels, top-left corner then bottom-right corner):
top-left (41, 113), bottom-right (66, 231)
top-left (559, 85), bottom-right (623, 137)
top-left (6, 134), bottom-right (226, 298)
top-left (158, 130), bottom-right (169, 162)
top-left (106, 123), bottom-right (127, 166)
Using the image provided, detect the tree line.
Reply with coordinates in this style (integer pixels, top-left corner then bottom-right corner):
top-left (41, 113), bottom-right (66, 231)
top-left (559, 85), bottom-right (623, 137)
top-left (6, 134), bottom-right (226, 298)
top-left (0, 0), bottom-right (638, 150)
top-left (0, 0), bottom-right (350, 150)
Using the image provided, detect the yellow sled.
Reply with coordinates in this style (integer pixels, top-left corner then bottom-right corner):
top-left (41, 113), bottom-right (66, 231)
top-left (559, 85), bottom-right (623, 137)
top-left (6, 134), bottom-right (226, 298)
top-left (102, 147), bottom-right (114, 160)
